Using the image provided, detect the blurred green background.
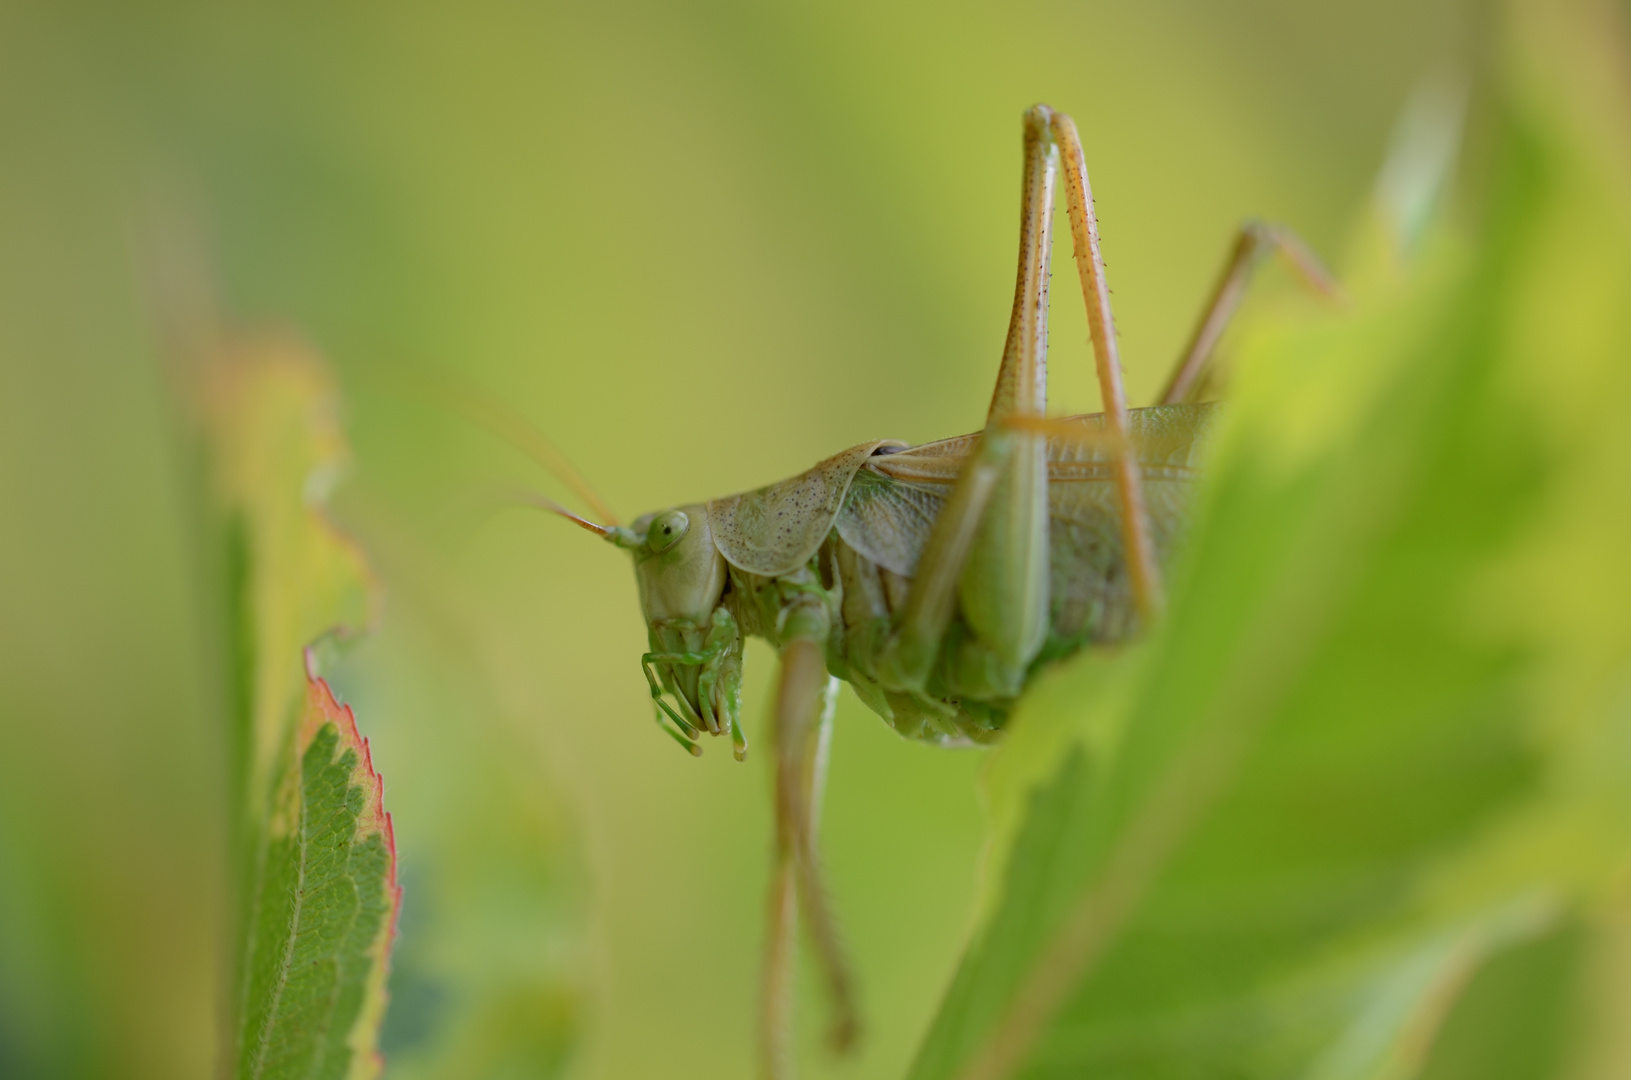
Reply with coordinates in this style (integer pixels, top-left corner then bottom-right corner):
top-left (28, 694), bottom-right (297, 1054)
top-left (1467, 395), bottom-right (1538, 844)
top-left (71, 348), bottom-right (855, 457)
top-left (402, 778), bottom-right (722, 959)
top-left (0, 2), bottom-right (1478, 1078)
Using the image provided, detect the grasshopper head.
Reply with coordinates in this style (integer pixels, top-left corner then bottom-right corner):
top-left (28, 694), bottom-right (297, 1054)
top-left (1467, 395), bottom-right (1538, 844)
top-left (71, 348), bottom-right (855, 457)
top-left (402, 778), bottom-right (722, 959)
top-left (609, 505), bottom-right (739, 751)
top-left (501, 423), bottom-right (738, 752)
top-left (616, 504), bottom-right (726, 625)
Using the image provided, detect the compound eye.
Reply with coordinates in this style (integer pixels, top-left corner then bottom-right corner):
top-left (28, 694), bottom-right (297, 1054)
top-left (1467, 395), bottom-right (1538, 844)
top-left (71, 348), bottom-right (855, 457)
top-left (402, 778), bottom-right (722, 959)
top-left (647, 510), bottom-right (689, 553)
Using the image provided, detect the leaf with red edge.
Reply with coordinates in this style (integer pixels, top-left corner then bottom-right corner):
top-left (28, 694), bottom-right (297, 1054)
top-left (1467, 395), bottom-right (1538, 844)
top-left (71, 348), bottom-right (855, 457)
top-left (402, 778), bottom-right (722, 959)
top-left (189, 335), bottom-right (397, 1079)
top-left (234, 651), bottom-right (400, 1080)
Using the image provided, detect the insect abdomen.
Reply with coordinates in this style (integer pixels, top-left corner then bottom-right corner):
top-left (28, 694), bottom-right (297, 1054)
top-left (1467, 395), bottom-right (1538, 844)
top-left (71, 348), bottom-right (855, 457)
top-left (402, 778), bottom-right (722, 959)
top-left (825, 535), bottom-right (1004, 745)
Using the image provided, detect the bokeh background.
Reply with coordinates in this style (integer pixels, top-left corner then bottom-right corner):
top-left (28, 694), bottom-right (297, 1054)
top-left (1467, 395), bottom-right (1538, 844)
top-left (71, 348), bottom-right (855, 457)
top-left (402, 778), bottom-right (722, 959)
top-left (0, 2), bottom-right (1480, 1077)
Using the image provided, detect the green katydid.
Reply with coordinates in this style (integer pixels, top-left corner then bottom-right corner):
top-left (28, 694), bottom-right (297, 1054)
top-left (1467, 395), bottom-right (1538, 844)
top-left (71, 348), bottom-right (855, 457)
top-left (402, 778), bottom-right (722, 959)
top-left (508, 104), bottom-right (1335, 1079)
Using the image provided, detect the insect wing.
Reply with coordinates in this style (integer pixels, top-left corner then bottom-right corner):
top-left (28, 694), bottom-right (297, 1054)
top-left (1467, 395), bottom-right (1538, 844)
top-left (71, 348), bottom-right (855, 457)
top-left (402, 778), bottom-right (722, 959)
top-left (707, 441), bottom-right (896, 576)
top-left (834, 468), bottom-right (950, 577)
top-left (836, 404), bottom-right (1219, 581)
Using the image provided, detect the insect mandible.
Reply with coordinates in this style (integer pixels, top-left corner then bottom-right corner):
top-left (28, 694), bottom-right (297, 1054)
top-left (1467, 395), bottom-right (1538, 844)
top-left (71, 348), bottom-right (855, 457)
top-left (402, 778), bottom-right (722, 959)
top-left (517, 104), bottom-right (1335, 1079)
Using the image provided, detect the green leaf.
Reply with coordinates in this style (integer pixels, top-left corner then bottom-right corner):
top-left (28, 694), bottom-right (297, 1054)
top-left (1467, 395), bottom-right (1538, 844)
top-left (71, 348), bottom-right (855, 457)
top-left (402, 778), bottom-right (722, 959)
top-left (197, 340), bottom-right (397, 1079)
top-left (237, 654), bottom-right (401, 1080)
top-left (912, 1), bottom-right (1631, 1078)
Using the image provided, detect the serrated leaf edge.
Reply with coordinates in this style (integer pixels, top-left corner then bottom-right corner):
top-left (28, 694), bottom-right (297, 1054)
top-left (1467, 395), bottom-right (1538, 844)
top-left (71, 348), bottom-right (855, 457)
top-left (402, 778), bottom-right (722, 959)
top-left (301, 646), bottom-right (402, 1080)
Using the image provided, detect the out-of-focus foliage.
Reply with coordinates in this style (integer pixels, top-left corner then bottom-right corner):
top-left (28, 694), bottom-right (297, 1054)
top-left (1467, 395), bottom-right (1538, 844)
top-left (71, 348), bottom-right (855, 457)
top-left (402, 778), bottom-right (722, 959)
top-left (912, 1), bottom-right (1631, 1078)
top-left (342, 618), bottom-right (585, 1080)
top-left (198, 344), bottom-right (372, 825)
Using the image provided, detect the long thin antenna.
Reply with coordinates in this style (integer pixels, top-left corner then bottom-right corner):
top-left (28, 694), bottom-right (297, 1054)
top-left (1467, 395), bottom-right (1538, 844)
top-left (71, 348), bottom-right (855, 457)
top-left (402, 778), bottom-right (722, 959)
top-left (514, 490), bottom-right (617, 539)
top-left (396, 366), bottom-right (621, 526)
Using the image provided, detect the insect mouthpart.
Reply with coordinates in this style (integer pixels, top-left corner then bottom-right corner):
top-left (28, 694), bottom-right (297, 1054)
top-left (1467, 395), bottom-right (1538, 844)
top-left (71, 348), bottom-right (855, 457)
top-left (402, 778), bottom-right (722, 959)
top-left (644, 611), bottom-right (746, 761)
